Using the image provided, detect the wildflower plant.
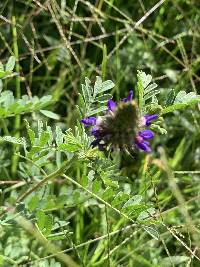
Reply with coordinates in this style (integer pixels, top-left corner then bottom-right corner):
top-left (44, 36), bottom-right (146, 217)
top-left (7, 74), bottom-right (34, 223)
top-left (81, 90), bottom-right (158, 153)
top-left (1, 1), bottom-right (200, 265)
top-left (79, 72), bottom-right (168, 157)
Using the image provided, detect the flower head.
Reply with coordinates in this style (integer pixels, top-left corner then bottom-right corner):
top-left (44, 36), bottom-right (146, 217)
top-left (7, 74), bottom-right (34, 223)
top-left (81, 90), bottom-right (158, 153)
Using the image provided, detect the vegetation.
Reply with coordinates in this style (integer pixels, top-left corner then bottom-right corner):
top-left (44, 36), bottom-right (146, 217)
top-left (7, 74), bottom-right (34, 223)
top-left (0, 0), bottom-right (200, 266)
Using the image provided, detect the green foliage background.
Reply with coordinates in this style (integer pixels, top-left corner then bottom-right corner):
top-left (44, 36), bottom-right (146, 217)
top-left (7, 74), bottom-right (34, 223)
top-left (0, 0), bottom-right (200, 266)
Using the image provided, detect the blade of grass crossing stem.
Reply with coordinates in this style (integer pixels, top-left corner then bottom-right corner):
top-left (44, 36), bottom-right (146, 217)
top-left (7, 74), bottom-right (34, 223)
top-left (101, 44), bottom-right (107, 81)
top-left (75, 165), bottom-right (84, 244)
top-left (11, 15), bottom-right (21, 176)
top-left (115, 27), bottom-right (120, 101)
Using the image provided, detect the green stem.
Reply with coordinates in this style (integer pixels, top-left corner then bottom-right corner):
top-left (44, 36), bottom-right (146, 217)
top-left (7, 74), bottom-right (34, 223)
top-left (1, 255), bottom-right (18, 265)
top-left (75, 166), bottom-right (82, 243)
top-left (17, 161), bottom-right (71, 203)
top-left (63, 174), bottom-right (136, 224)
top-left (0, 119), bottom-right (9, 135)
top-left (101, 44), bottom-right (107, 81)
top-left (11, 15), bottom-right (21, 176)
top-left (75, 163), bottom-right (86, 247)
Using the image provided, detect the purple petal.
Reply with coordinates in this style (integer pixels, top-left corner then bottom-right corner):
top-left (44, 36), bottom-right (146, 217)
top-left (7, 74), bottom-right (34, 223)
top-left (139, 130), bottom-right (154, 140)
top-left (91, 127), bottom-right (100, 137)
top-left (81, 117), bottom-right (96, 126)
top-left (122, 90), bottom-right (134, 102)
top-left (143, 114), bottom-right (158, 126)
top-left (107, 99), bottom-right (117, 112)
top-left (127, 90), bottom-right (134, 101)
top-left (135, 140), bottom-right (152, 153)
top-left (135, 135), bottom-right (143, 144)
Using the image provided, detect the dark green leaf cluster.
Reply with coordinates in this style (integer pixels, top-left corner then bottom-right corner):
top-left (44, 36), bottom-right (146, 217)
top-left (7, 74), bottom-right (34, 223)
top-left (78, 76), bottom-right (115, 117)
top-left (0, 91), bottom-right (52, 119)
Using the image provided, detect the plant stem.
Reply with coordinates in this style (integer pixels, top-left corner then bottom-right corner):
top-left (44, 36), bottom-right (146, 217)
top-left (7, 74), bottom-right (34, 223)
top-left (17, 161), bottom-right (71, 203)
top-left (11, 15), bottom-right (21, 176)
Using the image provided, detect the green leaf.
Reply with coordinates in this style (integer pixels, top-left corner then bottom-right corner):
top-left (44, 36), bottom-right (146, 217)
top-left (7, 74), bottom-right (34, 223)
top-left (46, 125), bottom-right (53, 145)
top-left (102, 80), bottom-right (115, 91)
top-left (94, 76), bottom-right (114, 96)
top-left (28, 195), bottom-right (40, 211)
top-left (144, 104), bottom-right (163, 114)
top-left (94, 76), bottom-right (103, 96)
top-left (0, 62), bottom-right (4, 72)
top-left (43, 215), bottom-right (53, 236)
top-left (137, 71), bottom-right (160, 109)
top-left (165, 89), bottom-right (175, 106)
top-left (58, 143), bottom-right (81, 152)
top-left (95, 94), bottom-right (112, 103)
top-left (82, 174), bottom-right (88, 187)
top-left (137, 207), bottom-right (156, 221)
top-left (86, 106), bottom-right (108, 116)
top-left (144, 83), bottom-right (158, 95)
top-left (162, 94), bottom-right (200, 114)
top-left (111, 192), bottom-right (129, 206)
top-left (0, 136), bottom-right (26, 146)
top-left (40, 110), bottom-right (60, 120)
top-left (39, 131), bottom-right (50, 147)
top-left (81, 77), bottom-right (93, 104)
top-left (92, 180), bottom-right (102, 193)
top-left (5, 56), bottom-right (15, 72)
top-left (27, 146), bottom-right (41, 159)
top-left (103, 177), bottom-right (119, 188)
top-left (80, 76), bottom-right (114, 118)
top-left (0, 255), bottom-right (4, 265)
top-left (138, 71), bottom-right (152, 89)
top-left (102, 187), bottom-right (114, 200)
top-left (37, 121), bottom-right (43, 140)
top-left (144, 89), bottom-right (160, 101)
top-left (55, 126), bottom-right (63, 146)
top-left (174, 91), bottom-right (198, 104)
top-left (77, 93), bottom-right (85, 113)
top-left (143, 226), bottom-right (159, 240)
top-left (25, 120), bottom-right (36, 145)
top-left (0, 92), bottom-right (52, 119)
top-left (122, 195), bottom-right (142, 208)
top-left (36, 210), bottom-right (46, 230)
top-left (0, 80), bottom-right (3, 93)
top-left (136, 71), bottom-right (145, 109)
top-left (161, 256), bottom-right (189, 266)
top-left (150, 124), bottom-right (167, 135)
top-left (0, 71), bottom-right (6, 79)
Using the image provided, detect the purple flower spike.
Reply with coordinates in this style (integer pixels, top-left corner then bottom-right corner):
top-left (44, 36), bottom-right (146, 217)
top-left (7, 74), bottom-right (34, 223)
top-left (135, 138), bottom-right (152, 153)
top-left (123, 90), bottom-right (134, 102)
top-left (81, 117), bottom-right (97, 126)
top-left (127, 90), bottom-right (134, 101)
top-left (139, 130), bottom-right (154, 140)
top-left (142, 114), bottom-right (158, 126)
top-left (107, 99), bottom-right (117, 112)
top-left (140, 141), bottom-right (152, 153)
